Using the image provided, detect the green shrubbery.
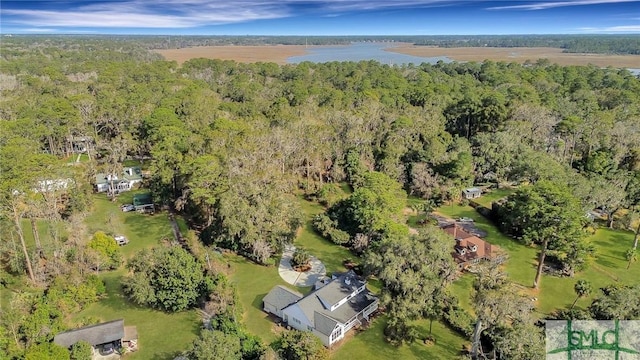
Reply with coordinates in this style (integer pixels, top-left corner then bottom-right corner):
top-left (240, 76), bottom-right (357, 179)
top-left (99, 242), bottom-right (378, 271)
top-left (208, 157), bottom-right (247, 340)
top-left (123, 246), bottom-right (211, 312)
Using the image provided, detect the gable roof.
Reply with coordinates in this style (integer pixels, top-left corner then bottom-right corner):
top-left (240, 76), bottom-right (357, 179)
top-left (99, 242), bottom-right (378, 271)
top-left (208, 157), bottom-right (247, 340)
top-left (95, 167), bottom-right (142, 185)
top-left (314, 312), bottom-right (338, 336)
top-left (54, 319), bottom-right (124, 348)
top-left (314, 271), bottom-right (364, 309)
top-left (442, 224), bottom-right (498, 264)
top-left (263, 285), bottom-right (303, 311)
top-left (463, 187), bottom-right (481, 194)
top-left (287, 271), bottom-right (377, 336)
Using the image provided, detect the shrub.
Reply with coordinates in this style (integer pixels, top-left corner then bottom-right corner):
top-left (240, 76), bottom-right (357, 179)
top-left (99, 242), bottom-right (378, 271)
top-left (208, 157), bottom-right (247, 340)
top-left (70, 341), bottom-right (92, 360)
top-left (87, 231), bottom-right (122, 270)
top-left (316, 183), bottom-right (344, 207)
top-left (272, 330), bottom-right (328, 360)
top-left (123, 246), bottom-right (208, 312)
top-left (291, 248), bottom-right (310, 267)
top-left (443, 305), bottom-right (474, 337)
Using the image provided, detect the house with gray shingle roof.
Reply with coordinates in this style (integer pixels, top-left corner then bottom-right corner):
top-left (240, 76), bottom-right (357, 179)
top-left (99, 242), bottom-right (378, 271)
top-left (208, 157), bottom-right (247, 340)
top-left (263, 271), bottom-right (378, 347)
top-left (263, 285), bottom-right (303, 318)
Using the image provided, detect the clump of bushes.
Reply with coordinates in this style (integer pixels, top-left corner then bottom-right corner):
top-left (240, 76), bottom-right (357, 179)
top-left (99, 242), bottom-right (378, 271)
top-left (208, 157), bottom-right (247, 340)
top-left (291, 248), bottom-right (311, 268)
top-left (312, 214), bottom-right (351, 245)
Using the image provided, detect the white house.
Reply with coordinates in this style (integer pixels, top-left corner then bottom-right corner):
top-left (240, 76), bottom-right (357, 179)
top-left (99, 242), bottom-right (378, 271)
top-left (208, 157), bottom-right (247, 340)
top-left (264, 271), bottom-right (378, 347)
top-left (95, 167), bottom-right (143, 193)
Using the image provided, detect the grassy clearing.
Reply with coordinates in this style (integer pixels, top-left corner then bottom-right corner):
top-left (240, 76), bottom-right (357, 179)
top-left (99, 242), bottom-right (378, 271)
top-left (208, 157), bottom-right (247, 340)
top-left (450, 273), bottom-right (475, 314)
top-left (227, 254), bottom-right (307, 344)
top-left (537, 227), bottom-right (640, 316)
top-left (295, 197), bottom-right (351, 274)
top-left (74, 271), bottom-right (199, 360)
top-left (473, 188), bottom-right (515, 208)
top-left (85, 193), bottom-right (173, 258)
top-left (435, 202), bottom-right (640, 319)
top-left (333, 316), bottom-right (468, 360)
top-left (75, 193), bottom-right (200, 359)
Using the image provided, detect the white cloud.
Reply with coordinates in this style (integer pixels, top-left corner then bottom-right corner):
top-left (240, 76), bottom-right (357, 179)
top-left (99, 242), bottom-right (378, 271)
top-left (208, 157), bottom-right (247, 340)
top-left (577, 24), bottom-right (640, 32)
top-left (488, 0), bottom-right (638, 11)
top-left (3, 0), bottom-right (457, 29)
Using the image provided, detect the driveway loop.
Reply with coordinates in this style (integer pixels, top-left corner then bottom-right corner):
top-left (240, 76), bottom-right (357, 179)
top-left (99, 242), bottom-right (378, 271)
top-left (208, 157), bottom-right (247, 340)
top-left (278, 245), bottom-right (327, 287)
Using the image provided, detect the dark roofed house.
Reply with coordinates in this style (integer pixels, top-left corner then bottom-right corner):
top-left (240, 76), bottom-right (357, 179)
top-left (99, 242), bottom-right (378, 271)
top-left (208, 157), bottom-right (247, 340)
top-left (54, 319), bottom-right (125, 349)
top-left (264, 271), bottom-right (378, 347)
top-left (441, 223), bottom-right (501, 270)
top-left (53, 319), bottom-right (137, 355)
top-left (263, 285), bottom-right (304, 318)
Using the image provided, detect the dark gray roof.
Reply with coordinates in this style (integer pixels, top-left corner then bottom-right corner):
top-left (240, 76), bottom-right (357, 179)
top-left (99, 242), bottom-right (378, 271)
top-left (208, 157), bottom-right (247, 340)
top-left (54, 319), bottom-right (124, 348)
top-left (291, 271), bottom-right (377, 335)
top-left (314, 312), bottom-right (338, 336)
top-left (315, 271), bottom-right (364, 308)
top-left (263, 285), bottom-right (303, 311)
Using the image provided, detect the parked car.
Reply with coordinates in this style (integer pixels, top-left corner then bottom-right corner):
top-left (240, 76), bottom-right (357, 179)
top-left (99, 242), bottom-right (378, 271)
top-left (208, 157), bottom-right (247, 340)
top-left (458, 217), bottom-right (474, 222)
top-left (114, 235), bottom-right (129, 246)
top-left (101, 343), bottom-right (115, 355)
top-left (121, 204), bottom-right (135, 212)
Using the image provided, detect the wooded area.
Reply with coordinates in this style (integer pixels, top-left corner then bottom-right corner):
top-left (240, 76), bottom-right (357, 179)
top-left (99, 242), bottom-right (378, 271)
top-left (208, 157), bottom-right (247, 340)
top-left (1, 35), bottom-right (639, 360)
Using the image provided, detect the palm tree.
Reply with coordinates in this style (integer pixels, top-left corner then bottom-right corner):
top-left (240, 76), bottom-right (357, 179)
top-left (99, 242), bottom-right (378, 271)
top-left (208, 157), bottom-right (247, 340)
top-left (625, 248), bottom-right (637, 270)
top-left (570, 280), bottom-right (592, 310)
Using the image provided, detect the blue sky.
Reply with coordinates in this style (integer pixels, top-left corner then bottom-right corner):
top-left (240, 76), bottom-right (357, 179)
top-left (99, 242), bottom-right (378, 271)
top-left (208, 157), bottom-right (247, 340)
top-left (1, 0), bottom-right (639, 35)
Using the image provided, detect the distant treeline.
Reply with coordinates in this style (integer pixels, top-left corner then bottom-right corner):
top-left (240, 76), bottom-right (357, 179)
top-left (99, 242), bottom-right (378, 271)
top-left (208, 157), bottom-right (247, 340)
top-left (411, 35), bottom-right (640, 55)
top-left (6, 34), bottom-right (640, 54)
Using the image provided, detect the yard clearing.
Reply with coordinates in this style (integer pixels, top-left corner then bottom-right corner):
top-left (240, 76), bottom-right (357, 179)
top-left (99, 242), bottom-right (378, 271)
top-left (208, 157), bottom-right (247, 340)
top-left (74, 194), bottom-right (199, 360)
top-left (388, 45), bottom-right (640, 68)
top-left (435, 202), bottom-right (640, 319)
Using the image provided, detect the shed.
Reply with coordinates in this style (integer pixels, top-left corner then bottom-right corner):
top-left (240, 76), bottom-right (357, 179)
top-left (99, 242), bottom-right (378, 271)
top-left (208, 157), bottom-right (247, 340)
top-left (462, 187), bottom-right (482, 199)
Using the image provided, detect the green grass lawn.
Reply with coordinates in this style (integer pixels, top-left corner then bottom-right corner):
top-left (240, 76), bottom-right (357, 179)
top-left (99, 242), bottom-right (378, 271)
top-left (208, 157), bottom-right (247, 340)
top-left (435, 203), bottom-right (640, 320)
top-left (333, 316), bottom-right (468, 360)
top-left (73, 271), bottom-right (199, 360)
top-left (473, 188), bottom-right (515, 208)
top-left (295, 197), bottom-right (352, 274)
top-left (85, 193), bottom-right (173, 258)
top-left (227, 254), bottom-right (307, 344)
top-left (75, 193), bottom-right (200, 359)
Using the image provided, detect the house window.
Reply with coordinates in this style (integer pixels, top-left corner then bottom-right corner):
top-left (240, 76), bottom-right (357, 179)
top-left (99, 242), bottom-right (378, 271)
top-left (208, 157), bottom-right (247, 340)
top-left (292, 317), bottom-right (301, 325)
top-left (330, 329), bottom-right (342, 342)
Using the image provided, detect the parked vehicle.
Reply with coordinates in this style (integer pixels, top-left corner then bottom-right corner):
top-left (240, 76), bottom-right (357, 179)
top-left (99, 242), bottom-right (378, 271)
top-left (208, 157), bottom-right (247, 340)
top-left (101, 343), bottom-right (115, 355)
top-left (121, 204), bottom-right (135, 212)
top-left (115, 235), bottom-right (129, 246)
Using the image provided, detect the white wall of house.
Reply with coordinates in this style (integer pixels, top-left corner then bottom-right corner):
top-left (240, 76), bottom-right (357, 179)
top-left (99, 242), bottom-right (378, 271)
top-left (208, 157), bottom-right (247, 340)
top-left (282, 305), bottom-right (312, 332)
top-left (327, 324), bottom-right (345, 346)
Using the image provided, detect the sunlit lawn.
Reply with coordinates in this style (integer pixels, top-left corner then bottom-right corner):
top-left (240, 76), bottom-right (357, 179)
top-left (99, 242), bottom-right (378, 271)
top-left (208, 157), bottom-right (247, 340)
top-left (227, 254), bottom-right (309, 344)
top-left (74, 193), bottom-right (200, 360)
top-left (85, 193), bottom-right (172, 258)
top-left (295, 197), bottom-right (352, 274)
top-left (435, 203), bottom-right (640, 319)
top-left (333, 316), bottom-right (468, 360)
top-left (74, 271), bottom-right (199, 360)
top-left (472, 188), bottom-right (515, 208)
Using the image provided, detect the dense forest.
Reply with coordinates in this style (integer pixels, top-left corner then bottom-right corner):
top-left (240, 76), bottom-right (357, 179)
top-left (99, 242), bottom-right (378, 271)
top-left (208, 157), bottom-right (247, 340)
top-left (5, 34), bottom-right (640, 54)
top-left (1, 36), bottom-right (639, 359)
